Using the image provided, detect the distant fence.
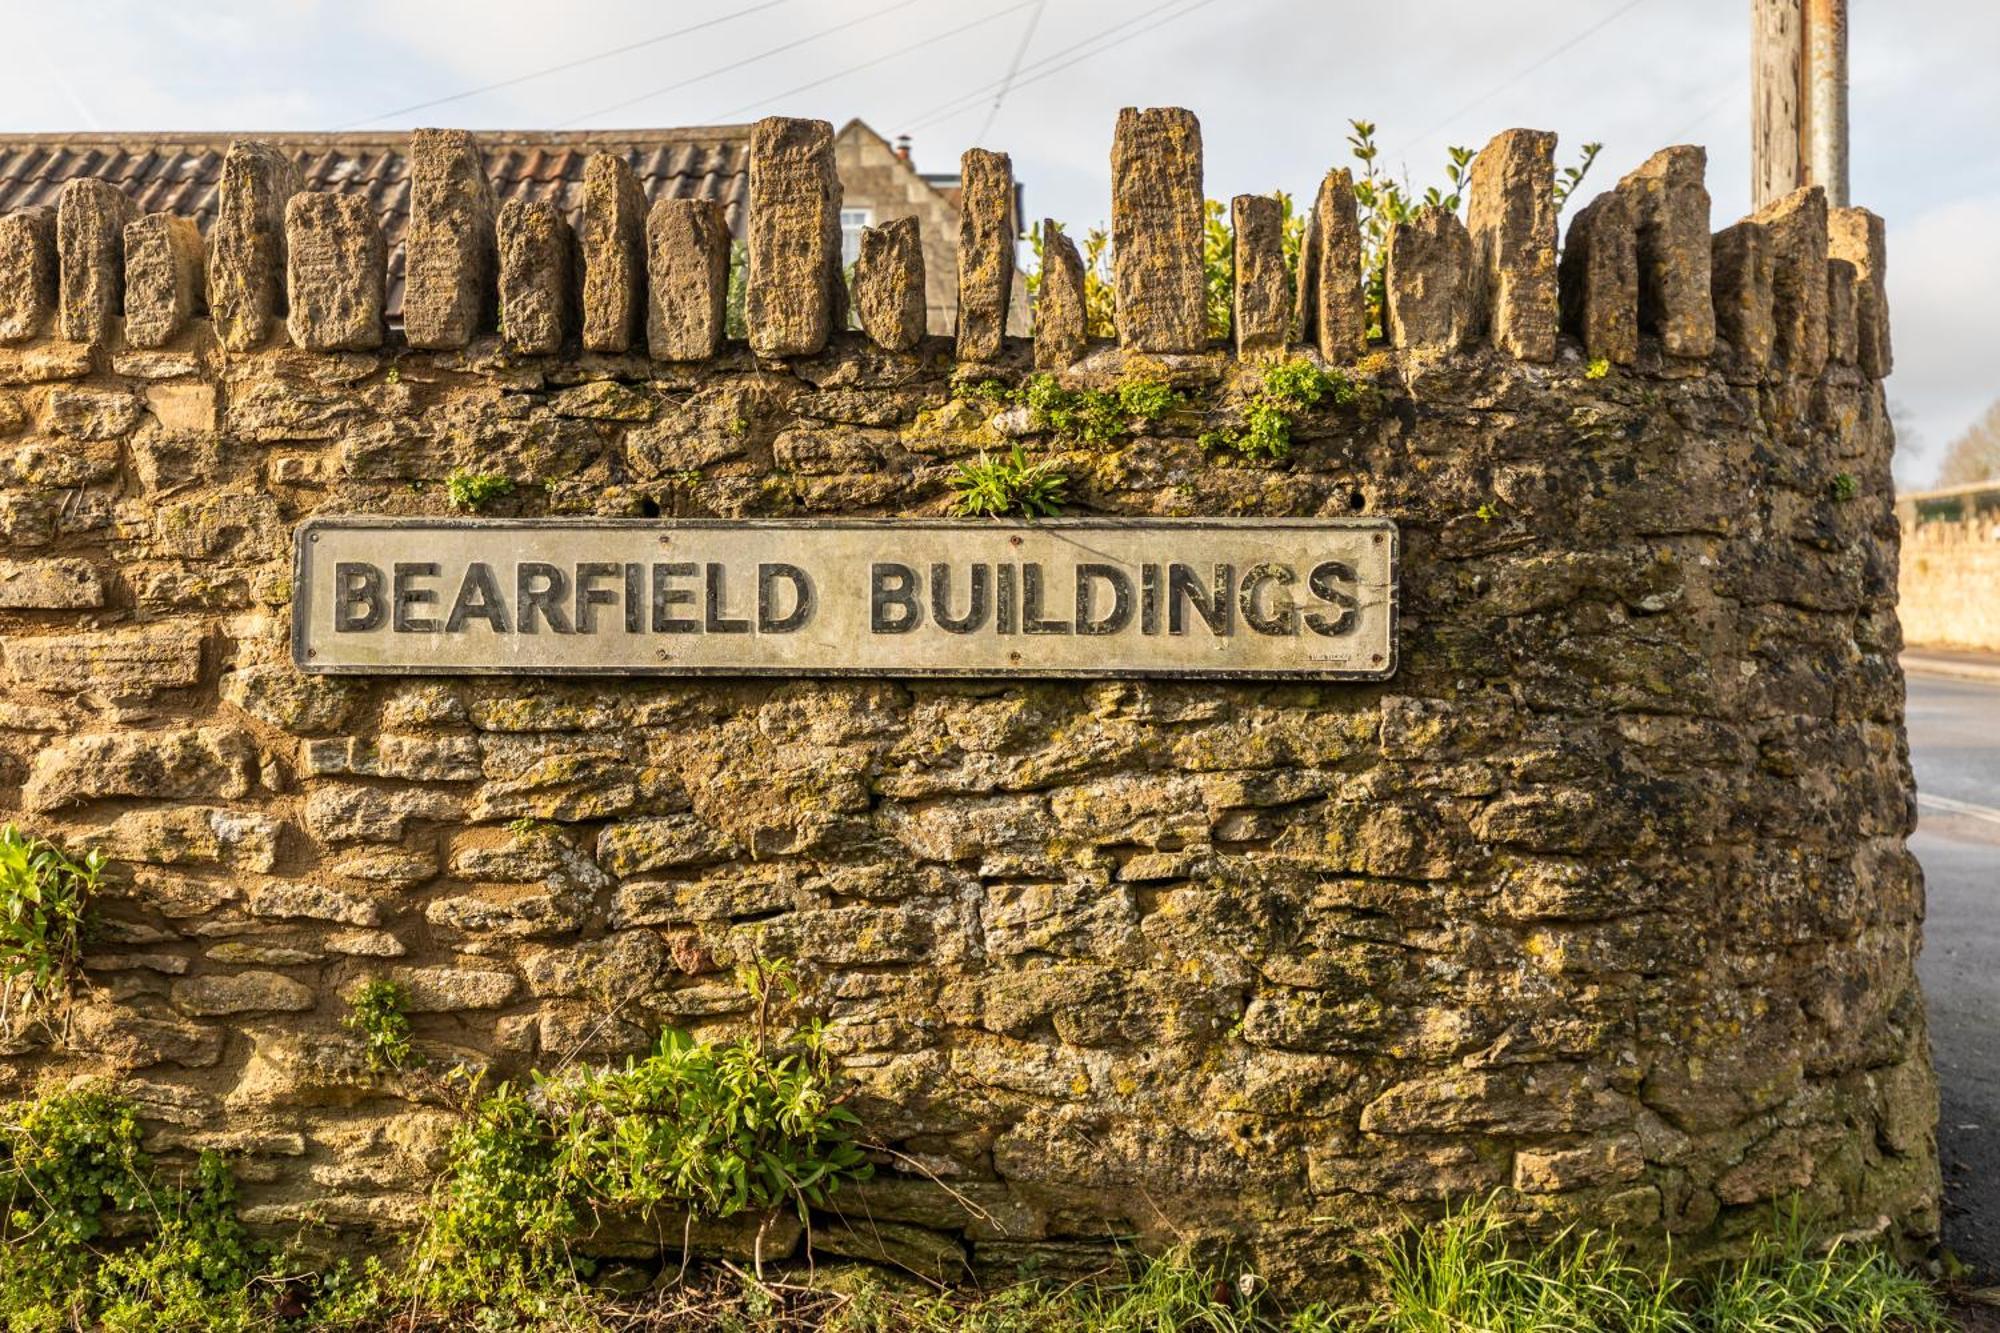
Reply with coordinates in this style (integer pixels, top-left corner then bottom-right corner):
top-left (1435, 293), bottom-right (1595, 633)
top-left (1899, 480), bottom-right (2000, 652)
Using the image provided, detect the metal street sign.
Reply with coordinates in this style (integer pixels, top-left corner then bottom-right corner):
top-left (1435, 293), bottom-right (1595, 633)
top-left (292, 517), bottom-right (1398, 680)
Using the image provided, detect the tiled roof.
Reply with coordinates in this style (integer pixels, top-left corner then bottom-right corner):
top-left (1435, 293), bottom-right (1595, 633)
top-left (0, 128), bottom-right (752, 317)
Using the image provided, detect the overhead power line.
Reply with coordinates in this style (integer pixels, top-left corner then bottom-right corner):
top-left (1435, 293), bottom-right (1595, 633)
top-left (563, 0), bottom-right (929, 127)
top-left (338, 0), bottom-right (794, 130)
top-left (904, 0), bottom-right (1227, 134)
top-left (1390, 0), bottom-right (1650, 159)
top-left (717, 0), bottom-right (1041, 122)
top-left (976, 0), bottom-right (1048, 144)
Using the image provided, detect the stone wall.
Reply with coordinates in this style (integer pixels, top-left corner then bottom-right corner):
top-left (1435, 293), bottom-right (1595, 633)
top-left (0, 110), bottom-right (1936, 1292)
top-left (1898, 517), bottom-right (2000, 652)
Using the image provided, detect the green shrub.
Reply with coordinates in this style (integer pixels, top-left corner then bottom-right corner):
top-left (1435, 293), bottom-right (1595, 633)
top-left (950, 445), bottom-right (1069, 518)
top-left (0, 1085), bottom-right (264, 1329)
top-left (421, 1019), bottom-right (870, 1297)
top-left (342, 978), bottom-right (418, 1073)
top-left (444, 469), bottom-right (514, 513)
top-left (1831, 471), bottom-right (1860, 502)
top-left (0, 825), bottom-right (102, 1031)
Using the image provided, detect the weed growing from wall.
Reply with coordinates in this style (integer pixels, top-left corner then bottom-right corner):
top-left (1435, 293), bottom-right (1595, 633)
top-left (1202, 359), bottom-right (1360, 461)
top-left (444, 469), bottom-right (514, 513)
top-left (950, 445), bottom-right (1069, 518)
top-left (342, 978), bottom-right (419, 1073)
top-left (0, 825), bottom-right (101, 1033)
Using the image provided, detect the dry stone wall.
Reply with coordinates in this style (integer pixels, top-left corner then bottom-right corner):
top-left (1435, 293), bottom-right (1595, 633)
top-left (0, 109), bottom-right (1935, 1291)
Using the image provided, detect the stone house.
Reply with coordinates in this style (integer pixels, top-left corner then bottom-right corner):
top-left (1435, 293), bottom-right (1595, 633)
top-left (0, 118), bottom-right (1021, 335)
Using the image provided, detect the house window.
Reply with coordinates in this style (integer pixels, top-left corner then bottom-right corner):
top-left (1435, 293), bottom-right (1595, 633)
top-left (840, 208), bottom-right (873, 267)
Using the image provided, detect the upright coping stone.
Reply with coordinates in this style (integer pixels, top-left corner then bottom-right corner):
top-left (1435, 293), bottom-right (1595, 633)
top-left (404, 128), bottom-right (496, 350)
top-left (580, 153), bottom-right (647, 354)
top-left (1230, 194), bottom-right (1289, 356)
top-left (956, 148), bottom-right (1015, 362)
top-left (1617, 145), bottom-right (1715, 359)
top-left (1557, 188), bottom-right (1638, 365)
top-left (285, 193), bottom-right (385, 352)
top-left (647, 198), bottom-right (730, 362)
top-left (1712, 220), bottom-right (1775, 370)
top-left (496, 199), bottom-right (575, 356)
top-left (208, 141), bottom-right (301, 351)
top-left (747, 117), bottom-right (841, 359)
top-left (1387, 205), bottom-right (1475, 354)
top-left (1309, 168), bottom-right (1367, 363)
top-left (123, 213), bottom-right (206, 349)
top-left (1829, 206), bottom-right (1891, 379)
top-left (57, 178), bottom-right (135, 346)
top-left (0, 207), bottom-right (57, 344)
top-left (1111, 107), bottom-right (1205, 354)
top-left (1033, 219), bottom-right (1087, 371)
top-left (853, 215), bottom-right (926, 353)
top-left (1752, 185), bottom-right (1829, 379)
top-left (1467, 128), bottom-right (1558, 362)
top-left (1826, 258), bottom-right (1860, 366)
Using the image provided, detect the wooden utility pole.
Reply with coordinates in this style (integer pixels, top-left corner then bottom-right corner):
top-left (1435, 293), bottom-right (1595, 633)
top-left (1751, 0), bottom-right (1849, 209)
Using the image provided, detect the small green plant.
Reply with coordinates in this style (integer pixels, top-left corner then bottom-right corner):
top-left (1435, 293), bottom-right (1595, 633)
top-left (1693, 1207), bottom-right (1947, 1333)
top-left (1475, 502), bottom-right (1500, 522)
top-left (504, 816), bottom-right (559, 840)
top-left (950, 444), bottom-right (1069, 518)
top-left (1831, 471), bottom-right (1860, 502)
top-left (343, 978), bottom-right (418, 1073)
top-left (1202, 359), bottom-right (1358, 461)
top-left (1586, 356), bottom-right (1612, 380)
top-left (444, 469), bottom-right (514, 513)
top-left (0, 825), bottom-right (102, 1031)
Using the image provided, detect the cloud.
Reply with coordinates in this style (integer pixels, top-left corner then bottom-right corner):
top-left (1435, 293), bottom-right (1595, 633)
top-left (1883, 195), bottom-right (2000, 483)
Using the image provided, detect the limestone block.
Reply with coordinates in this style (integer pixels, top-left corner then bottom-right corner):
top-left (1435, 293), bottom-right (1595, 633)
top-left (23, 727), bottom-right (255, 811)
top-left (1033, 219), bottom-right (1087, 370)
top-left (1827, 257), bottom-right (1859, 366)
top-left (285, 193), bottom-right (385, 352)
top-left (82, 807), bottom-right (283, 873)
top-left (746, 116), bottom-right (841, 358)
top-left (1752, 185), bottom-right (1829, 378)
top-left (853, 215), bottom-right (925, 352)
top-left (646, 197), bottom-right (730, 362)
top-left (208, 141), bottom-right (301, 351)
top-left (1310, 168), bottom-right (1367, 363)
top-left (404, 127), bottom-right (496, 349)
top-left (57, 178), bottom-right (136, 345)
top-left (172, 971), bottom-right (314, 1016)
top-left (1557, 188), bottom-right (1638, 365)
top-left (391, 965), bottom-right (519, 1012)
top-left (1387, 205), bottom-right (1475, 353)
top-left (122, 213), bottom-right (206, 349)
top-left (1712, 221), bottom-right (1774, 368)
top-left (1111, 107), bottom-right (1204, 353)
top-left (1829, 206), bottom-right (1892, 378)
top-left (496, 199), bottom-right (574, 355)
top-left (956, 147), bottom-right (1015, 361)
top-left (1230, 194), bottom-right (1290, 356)
top-left (48, 386), bottom-right (140, 439)
top-left (580, 153), bottom-right (647, 353)
top-left (1291, 201), bottom-right (1319, 346)
top-left (1466, 128), bottom-right (1559, 362)
top-left (0, 207), bottom-right (57, 343)
top-left (0, 557), bottom-right (103, 608)
top-left (1617, 146), bottom-right (1714, 357)
top-left (5, 624), bottom-right (203, 695)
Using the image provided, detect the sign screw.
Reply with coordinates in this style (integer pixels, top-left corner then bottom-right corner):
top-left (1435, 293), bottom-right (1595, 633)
top-left (309, 533), bottom-right (319, 543)
top-left (1009, 535), bottom-right (1023, 547)
top-left (307, 648), bottom-right (317, 659)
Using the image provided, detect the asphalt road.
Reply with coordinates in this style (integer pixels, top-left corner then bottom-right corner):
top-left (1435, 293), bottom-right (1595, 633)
top-left (1907, 672), bottom-right (2000, 1281)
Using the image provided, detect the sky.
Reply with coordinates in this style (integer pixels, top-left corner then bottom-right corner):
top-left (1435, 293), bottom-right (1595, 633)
top-left (3, 0), bottom-right (1994, 485)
